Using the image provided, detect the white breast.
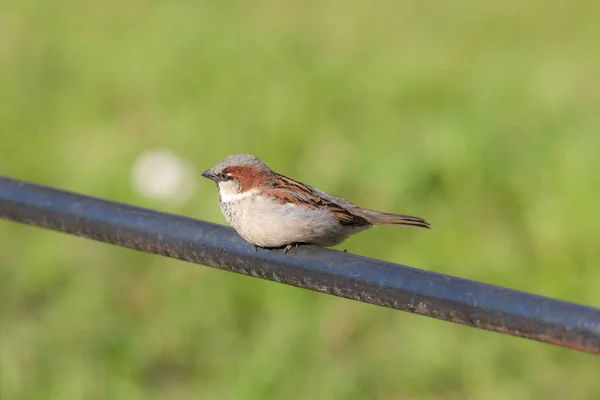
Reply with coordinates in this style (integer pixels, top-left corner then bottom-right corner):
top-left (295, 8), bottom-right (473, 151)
top-left (218, 192), bottom-right (365, 248)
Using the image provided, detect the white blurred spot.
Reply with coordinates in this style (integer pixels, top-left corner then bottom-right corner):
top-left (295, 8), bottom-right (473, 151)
top-left (130, 149), bottom-right (197, 206)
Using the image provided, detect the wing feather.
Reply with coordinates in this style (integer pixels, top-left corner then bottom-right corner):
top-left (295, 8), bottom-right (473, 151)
top-left (264, 174), bottom-right (370, 227)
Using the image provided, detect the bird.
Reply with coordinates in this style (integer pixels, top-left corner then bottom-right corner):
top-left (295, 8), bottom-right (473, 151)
top-left (202, 154), bottom-right (429, 253)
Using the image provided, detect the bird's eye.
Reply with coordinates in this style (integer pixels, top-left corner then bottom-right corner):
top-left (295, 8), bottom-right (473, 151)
top-left (220, 173), bottom-right (233, 181)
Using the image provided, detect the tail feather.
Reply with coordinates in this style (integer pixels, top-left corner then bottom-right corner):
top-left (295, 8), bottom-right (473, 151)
top-left (360, 210), bottom-right (430, 229)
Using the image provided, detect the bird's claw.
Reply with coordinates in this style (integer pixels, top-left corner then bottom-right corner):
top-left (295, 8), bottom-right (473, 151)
top-left (282, 243), bottom-right (299, 254)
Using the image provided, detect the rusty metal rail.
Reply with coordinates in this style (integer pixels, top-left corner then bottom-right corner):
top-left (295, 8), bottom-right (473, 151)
top-left (1, 176), bottom-right (600, 354)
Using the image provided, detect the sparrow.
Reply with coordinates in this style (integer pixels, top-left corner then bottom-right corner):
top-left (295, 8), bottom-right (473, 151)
top-left (202, 154), bottom-right (429, 253)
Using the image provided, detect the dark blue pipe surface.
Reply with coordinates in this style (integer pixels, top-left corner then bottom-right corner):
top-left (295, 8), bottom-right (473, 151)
top-left (1, 176), bottom-right (599, 354)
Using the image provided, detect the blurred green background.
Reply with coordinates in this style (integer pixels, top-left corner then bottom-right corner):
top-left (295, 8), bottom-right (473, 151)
top-left (2, 0), bottom-right (600, 399)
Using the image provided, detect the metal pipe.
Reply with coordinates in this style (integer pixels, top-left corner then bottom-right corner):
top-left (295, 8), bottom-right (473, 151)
top-left (1, 176), bottom-right (599, 354)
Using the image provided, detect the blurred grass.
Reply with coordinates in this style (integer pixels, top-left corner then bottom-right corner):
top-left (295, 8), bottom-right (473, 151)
top-left (1, 0), bottom-right (600, 398)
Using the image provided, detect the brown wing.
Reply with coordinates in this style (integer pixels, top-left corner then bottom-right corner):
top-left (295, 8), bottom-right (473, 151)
top-left (264, 174), bottom-right (370, 227)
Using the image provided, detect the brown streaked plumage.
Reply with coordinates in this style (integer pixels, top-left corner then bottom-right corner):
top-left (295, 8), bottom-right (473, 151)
top-left (268, 174), bottom-right (371, 227)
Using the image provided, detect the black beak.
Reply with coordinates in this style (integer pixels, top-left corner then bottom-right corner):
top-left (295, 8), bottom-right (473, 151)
top-left (201, 169), bottom-right (218, 181)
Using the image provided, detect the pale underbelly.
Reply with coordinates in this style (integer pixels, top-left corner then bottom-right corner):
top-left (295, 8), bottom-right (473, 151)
top-left (222, 200), bottom-right (363, 248)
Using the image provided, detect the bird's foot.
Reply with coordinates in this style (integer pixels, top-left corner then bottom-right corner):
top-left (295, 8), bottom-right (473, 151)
top-left (282, 243), bottom-right (299, 255)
